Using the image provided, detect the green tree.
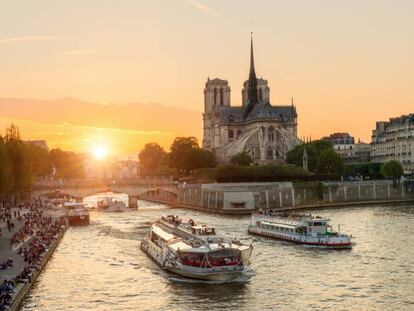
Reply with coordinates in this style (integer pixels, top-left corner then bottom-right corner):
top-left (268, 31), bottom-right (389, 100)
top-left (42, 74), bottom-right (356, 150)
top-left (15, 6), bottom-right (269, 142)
top-left (139, 143), bottom-right (166, 176)
top-left (230, 151), bottom-right (253, 166)
top-left (27, 144), bottom-right (53, 177)
top-left (169, 137), bottom-right (199, 173)
top-left (316, 148), bottom-right (344, 175)
top-left (4, 124), bottom-right (34, 196)
top-left (180, 148), bottom-right (217, 172)
top-left (0, 136), bottom-right (13, 200)
top-left (50, 148), bottom-right (85, 178)
top-left (286, 140), bottom-right (332, 172)
top-left (381, 160), bottom-right (404, 185)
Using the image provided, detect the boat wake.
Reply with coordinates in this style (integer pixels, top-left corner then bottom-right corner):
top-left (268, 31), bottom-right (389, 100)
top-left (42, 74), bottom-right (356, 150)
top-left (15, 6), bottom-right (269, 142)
top-left (97, 225), bottom-right (141, 241)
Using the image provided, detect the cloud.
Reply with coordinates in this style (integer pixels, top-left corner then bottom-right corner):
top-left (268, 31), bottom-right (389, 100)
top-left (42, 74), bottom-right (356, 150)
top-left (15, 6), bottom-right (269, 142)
top-left (62, 49), bottom-right (97, 56)
top-left (0, 35), bottom-right (60, 45)
top-left (0, 97), bottom-right (202, 153)
top-left (185, 0), bottom-right (217, 16)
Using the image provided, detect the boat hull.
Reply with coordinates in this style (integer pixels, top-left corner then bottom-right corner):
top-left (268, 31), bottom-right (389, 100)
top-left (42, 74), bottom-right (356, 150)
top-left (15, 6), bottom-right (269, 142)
top-left (248, 227), bottom-right (352, 249)
top-left (68, 214), bottom-right (90, 226)
top-left (140, 241), bottom-right (246, 281)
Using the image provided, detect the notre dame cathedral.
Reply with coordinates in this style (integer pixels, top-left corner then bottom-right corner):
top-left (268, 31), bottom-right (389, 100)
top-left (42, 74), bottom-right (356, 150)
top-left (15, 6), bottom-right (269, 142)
top-left (202, 35), bottom-right (301, 163)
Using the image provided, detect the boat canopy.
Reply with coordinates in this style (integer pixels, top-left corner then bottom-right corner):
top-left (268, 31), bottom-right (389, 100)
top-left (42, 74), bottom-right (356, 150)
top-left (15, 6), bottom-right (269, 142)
top-left (169, 241), bottom-right (192, 252)
top-left (261, 221), bottom-right (297, 230)
top-left (152, 225), bottom-right (175, 241)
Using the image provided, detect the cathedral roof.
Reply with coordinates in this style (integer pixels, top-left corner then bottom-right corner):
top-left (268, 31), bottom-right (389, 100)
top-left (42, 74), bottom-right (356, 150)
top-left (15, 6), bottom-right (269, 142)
top-left (217, 101), bottom-right (297, 124)
top-left (245, 101), bottom-right (297, 122)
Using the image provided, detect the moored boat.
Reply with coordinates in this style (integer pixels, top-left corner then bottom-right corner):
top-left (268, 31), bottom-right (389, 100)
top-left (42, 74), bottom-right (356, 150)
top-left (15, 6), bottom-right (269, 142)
top-left (97, 197), bottom-right (127, 212)
top-left (248, 211), bottom-right (352, 249)
top-left (64, 202), bottom-right (90, 226)
top-left (141, 215), bottom-right (253, 281)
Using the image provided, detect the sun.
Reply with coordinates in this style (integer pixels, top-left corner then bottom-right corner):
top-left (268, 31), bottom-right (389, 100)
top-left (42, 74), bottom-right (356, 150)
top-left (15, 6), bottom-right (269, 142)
top-left (92, 144), bottom-right (109, 160)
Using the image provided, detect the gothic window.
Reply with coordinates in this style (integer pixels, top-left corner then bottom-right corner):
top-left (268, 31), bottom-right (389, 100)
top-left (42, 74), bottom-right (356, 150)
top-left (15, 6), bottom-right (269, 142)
top-left (267, 147), bottom-right (273, 160)
top-left (228, 130), bottom-right (234, 141)
top-left (268, 126), bottom-right (274, 142)
top-left (276, 149), bottom-right (280, 158)
top-left (213, 88), bottom-right (217, 106)
top-left (220, 88), bottom-right (224, 106)
top-left (254, 145), bottom-right (260, 160)
top-left (258, 88), bottom-right (263, 101)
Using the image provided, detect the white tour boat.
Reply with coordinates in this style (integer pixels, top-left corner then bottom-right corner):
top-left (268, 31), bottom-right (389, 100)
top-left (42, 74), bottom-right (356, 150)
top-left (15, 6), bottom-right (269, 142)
top-left (97, 197), bottom-right (127, 212)
top-left (141, 215), bottom-right (253, 281)
top-left (248, 211), bottom-right (352, 249)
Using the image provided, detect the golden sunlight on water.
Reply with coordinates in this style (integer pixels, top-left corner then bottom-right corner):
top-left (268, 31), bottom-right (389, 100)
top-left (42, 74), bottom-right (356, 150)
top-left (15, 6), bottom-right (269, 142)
top-left (20, 202), bottom-right (414, 311)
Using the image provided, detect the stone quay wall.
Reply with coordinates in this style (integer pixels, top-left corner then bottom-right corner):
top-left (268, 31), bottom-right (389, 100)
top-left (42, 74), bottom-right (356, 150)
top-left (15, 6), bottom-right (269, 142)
top-left (8, 224), bottom-right (68, 311)
top-left (140, 181), bottom-right (414, 214)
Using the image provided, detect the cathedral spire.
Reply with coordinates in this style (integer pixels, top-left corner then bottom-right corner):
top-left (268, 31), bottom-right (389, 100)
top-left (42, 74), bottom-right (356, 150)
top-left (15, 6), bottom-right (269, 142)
top-left (249, 32), bottom-right (256, 79)
top-left (245, 33), bottom-right (259, 118)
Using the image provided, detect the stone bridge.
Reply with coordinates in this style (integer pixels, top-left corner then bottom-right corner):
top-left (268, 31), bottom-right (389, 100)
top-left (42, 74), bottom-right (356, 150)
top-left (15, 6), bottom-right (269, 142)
top-left (32, 185), bottom-right (179, 208)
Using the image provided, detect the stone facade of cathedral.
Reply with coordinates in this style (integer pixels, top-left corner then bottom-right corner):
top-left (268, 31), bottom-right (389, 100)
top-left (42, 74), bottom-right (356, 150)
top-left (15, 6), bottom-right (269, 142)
top-left (202, 36), bottom-right (301, 164)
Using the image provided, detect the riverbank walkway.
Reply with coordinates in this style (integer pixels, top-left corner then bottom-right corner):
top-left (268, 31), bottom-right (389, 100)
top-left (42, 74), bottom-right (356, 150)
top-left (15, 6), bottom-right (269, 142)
top-left (0, 205), bottom-right (67, 311)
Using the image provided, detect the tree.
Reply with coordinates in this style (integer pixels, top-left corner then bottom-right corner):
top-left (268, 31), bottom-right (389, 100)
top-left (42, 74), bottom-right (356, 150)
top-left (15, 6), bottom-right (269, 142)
top-left (169, 137), bottom-right (199, 173)
top-left (4, 124), bottom-right (33, 196)
top-left (180, 148), bottom-right (217, 171)
top-left (286, 140), bottom-right (332, 172)
top-left (139, 143), bottom-right (166, 176)
top-left (0, 136), bottom-right (13, 199)
top-left (27, 144), bottom-right (53, 177)
top-left (0, 124), bottom-right (53, 201)
top-left (50, 148), bottom-right (85, 178)
top-left (381, 160), bottom-right (404, 185)
top-left (231, 151), bottom-right (253, 166)
top-left (316, 148), bottom-right (344, 175)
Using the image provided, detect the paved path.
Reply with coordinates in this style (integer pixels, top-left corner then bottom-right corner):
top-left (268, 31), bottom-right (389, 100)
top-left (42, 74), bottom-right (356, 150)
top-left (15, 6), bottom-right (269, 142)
top-left (0, 209), bottom-right (27, 283)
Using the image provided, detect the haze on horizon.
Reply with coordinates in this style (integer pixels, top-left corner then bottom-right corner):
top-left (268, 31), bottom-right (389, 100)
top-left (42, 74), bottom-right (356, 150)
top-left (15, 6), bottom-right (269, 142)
top-left (1, 0), bottom-right (413, 156)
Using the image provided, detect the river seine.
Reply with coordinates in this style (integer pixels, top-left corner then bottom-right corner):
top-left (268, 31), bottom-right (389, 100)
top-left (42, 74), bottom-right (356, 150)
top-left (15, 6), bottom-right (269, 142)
top-left (21, 201), bottom-right (413, 311)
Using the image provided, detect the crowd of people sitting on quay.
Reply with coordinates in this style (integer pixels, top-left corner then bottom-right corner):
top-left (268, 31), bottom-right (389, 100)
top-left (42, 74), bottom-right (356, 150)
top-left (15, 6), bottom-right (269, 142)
top-left (18, 216), bottom-right (66, 268)
top-left (0, 259), bottom-right (13, 270)
top-left (0, 200), bottom-right (67, 310)
top-left (0, 280), bottom-right (16, 310)
top-left (10, 210), bottom-right (53, 246)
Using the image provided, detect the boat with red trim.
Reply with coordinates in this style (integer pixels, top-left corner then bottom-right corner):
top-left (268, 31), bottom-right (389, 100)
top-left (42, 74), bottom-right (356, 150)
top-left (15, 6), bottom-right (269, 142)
top-left (64, 202), bottom-right (90, 226)
top-left (248, 211), bottom-right (352, 249)
top-left (141, 215), bottom-right (253, 281)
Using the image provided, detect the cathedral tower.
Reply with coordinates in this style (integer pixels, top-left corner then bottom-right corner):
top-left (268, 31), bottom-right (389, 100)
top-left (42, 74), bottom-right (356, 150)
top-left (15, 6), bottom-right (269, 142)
top-left (202, 78), bottom-right (231, 150)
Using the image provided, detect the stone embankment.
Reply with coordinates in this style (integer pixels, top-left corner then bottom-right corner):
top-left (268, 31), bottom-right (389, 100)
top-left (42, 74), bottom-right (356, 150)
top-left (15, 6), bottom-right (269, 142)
top-left (139, 180), bottom-right (414, 214)
top-left (0, 208), bottom-right (67, 311)
top-left (7, 224), bottom-right (67, 311)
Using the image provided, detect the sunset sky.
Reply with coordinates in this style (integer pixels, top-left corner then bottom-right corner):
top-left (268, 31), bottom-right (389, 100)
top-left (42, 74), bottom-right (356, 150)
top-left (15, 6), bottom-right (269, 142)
top-left (1, 0), bottom-right (413, 156)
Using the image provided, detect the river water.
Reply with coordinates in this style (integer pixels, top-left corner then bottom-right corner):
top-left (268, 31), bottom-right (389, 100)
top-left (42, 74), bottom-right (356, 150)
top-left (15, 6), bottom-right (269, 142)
top-left (21, 200), bottom-right (414, 311)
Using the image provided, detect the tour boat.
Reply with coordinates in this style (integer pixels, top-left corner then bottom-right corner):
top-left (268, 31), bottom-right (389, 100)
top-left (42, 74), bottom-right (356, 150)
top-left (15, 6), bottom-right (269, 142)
top-left (141, 215), bottom-right (253, 281)
top-left (97, 197), bottom-right (127, 212)
top-left (64, 202), bottom-right (90, 226)
top-left (248, 211), bottom-right (352, 249)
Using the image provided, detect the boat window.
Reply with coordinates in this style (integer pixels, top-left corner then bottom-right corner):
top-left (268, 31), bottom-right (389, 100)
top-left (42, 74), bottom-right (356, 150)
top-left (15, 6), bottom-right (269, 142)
top-left (179, 252), bottom-right (206, 268)
top-left (205, 228), bottom-right (216, 235)
top-left (230, 202), bottom-right (246, 208)
top-left (313, 222), bottom-right (324, 226)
